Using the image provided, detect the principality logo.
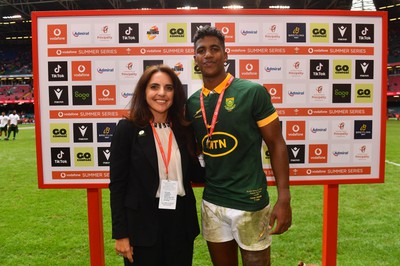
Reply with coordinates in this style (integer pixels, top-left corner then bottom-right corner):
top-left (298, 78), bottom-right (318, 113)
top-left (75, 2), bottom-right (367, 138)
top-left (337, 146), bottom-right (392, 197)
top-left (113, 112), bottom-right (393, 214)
top-left (224, 97), bottom-right (236, 111)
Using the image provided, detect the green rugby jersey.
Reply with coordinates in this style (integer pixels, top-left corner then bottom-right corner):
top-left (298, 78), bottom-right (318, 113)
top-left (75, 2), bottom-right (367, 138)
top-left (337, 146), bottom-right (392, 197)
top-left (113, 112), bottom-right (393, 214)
top-left (186, 76), bottom-right (278, 211)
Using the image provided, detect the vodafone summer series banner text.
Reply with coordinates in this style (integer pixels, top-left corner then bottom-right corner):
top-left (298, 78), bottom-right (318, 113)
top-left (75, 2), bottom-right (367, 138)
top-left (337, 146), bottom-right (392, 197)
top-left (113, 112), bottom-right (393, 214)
top-left (32, 9), bottom-right (387, 188)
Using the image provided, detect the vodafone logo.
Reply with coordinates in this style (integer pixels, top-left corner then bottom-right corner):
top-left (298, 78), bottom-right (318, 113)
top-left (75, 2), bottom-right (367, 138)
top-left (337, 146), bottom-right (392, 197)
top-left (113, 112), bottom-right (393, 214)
top-left (78, 65), bottom-right (86, 73)
top-left (292, 124), bottom-right (300, 132)
top-left (102, 89), bottom-right (110, 97)
top-left (48, 24), bottom-right (67, 44)
top-left (314, 148), bottom-right (322, 156)
top-left (53, 28), bottom-right (62, 37)
top-left (221, 27), bottom-right (229, 35)
top-left (96, 85), bottom-right (116, 105)
top-left (246, 63), bottom-right (253, 71)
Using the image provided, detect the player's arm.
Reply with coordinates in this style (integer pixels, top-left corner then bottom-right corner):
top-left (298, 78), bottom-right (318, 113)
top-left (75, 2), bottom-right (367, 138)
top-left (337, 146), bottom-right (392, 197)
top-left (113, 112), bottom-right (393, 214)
top-left (260, 118), bottom-right (292, 235)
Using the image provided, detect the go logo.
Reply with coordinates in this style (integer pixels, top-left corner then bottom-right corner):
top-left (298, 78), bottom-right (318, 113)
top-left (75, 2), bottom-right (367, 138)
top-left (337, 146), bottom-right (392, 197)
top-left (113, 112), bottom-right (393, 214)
top-left (335, 65), bottom-right (349, 72)
top-left (77, 152), bottom-right (91, 159)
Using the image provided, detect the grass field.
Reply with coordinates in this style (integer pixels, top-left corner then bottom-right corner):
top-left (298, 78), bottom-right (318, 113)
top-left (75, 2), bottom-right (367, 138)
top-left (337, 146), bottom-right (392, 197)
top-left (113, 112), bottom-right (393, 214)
top-left (0, 121), bottom-right (399, 265)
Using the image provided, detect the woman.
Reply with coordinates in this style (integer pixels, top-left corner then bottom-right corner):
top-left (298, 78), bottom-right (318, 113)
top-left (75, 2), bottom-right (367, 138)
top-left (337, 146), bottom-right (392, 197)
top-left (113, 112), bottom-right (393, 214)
top-left (109, 65), bottom-right (202, 266)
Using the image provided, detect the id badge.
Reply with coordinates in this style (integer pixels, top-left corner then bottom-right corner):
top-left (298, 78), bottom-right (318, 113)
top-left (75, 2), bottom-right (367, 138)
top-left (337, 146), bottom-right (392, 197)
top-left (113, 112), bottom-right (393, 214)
top-left (158, 179), bottom-right (178, 210)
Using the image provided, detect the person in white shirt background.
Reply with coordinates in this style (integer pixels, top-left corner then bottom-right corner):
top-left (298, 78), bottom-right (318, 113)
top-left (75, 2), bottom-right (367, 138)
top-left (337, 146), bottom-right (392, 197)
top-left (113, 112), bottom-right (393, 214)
top-left (0, 111), bottom-right (9, 140)
top-left (5, 110), bottom-right (20, 140)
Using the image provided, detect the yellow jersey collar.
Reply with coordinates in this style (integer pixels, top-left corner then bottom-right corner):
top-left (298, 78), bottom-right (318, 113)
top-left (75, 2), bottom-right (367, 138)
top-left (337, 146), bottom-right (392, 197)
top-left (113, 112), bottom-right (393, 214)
top-left (201, 73), bottom-right (233, 96)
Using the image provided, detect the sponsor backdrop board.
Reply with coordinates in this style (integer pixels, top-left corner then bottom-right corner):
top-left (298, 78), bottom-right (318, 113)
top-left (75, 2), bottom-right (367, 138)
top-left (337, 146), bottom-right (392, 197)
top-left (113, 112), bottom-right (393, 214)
top-left (32, 9), bottom-right (387, 188)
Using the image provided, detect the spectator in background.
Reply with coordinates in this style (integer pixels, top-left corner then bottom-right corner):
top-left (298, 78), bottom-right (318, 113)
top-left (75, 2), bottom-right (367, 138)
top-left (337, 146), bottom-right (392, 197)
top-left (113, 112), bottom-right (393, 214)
top-left (5, 110), bottom-right (20, 140)
top-left (0, 111), bottom-right (9, 140)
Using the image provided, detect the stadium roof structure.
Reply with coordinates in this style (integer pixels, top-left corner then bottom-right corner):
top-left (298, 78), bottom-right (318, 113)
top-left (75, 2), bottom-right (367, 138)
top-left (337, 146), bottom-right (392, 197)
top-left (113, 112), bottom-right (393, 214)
top-left (0, 0), bottom-right (399, 44)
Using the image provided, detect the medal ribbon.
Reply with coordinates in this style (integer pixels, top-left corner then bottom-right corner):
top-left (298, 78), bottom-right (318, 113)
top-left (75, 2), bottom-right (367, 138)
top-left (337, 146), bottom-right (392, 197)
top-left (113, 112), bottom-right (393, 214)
top-left (200, 74), bottom-right (234, 142)
top-left (150, 122), bottom-right (173, 179)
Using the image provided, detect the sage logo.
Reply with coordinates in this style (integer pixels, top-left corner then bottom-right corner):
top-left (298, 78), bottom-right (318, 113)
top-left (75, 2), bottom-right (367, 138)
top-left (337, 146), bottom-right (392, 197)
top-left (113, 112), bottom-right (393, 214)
top-left (201, 132), bottom-right (238, 157)
top-left (119, 23), bottom-right (139, 43)
top-left (49, 86), bottom-right (68, 105)
top-left (287, 144), bottom-right (305, 164)
top-left (310, 59), bottom-right (329, 79)
top-left (48, 61), bottom-right (68, 81)
top-left (51, 147), bottom-right (71, 167)
top-left (333, 60), bottom-right (351, 79)
top-left (50, 123), bottom-right (69, 143)
top-left (98, 147), bottom-right (111, 166)
top-left (354, 120), bottom-right (372, 139)
top-left (355, 83), bottom-right (373, 103)
top-left (97, 123), bottom-right (116, 142)
top-left (73, 123), bottom-right (93, 143)
top-left (332, 84), bottom-right (351, 103)
top-left (74, 147), bottom-right (94, 167)
top-left (72, 85), bottom-right (92, 105)
top-left (356, 24), bottom-right (374, 43)
top-left (333, 24), bottom-right (352, 43)
top-left (286, 23), bottom-right (306, 42)
top-left (191, 23), bottom-right (212, 43)
top-left (355, 60), bottom-right (374, 79)
top-left (143, 60), bottom-right (163, 72)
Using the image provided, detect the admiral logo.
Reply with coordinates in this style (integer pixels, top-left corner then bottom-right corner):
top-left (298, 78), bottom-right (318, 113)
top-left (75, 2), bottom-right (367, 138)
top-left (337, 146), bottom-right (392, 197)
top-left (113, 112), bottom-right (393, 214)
top-left (73, 31), bottom-right (89, 37)
top-left (287, 145), bottom-right (305, 164)
top-left (310, 60), bottom-right (329, 79)
top-left (48, 61), bottom-right (68, 81)
top-left (224, 59), bottom-right (236, 76)
top-left (332, 84), bottom-right (351, 103)
top-left (308, 120), bottom-right (329, 140)
top-left (215, 23), bottom-right (235, 42)
top-left (355, 60), bottom-right (374, 79)
top-left (51, 148), bottom-right (71, 167)
top-left (50, 123), bottom-right (69, 143)
top-left (286, 121), bottom-right (306, 140)
top-left (73, 123), bottom-right (93, 143)
top-left (310, 23), bottom-right (329, 43)
top-left (49, 86), bottom-right (68, 105)
top-left (333, 60), bottom-right (352, 79)
top-left (48, 24), bottom-right (67, 44)
top-left (147, 25), bottom-right (160, 40)
top-left (72, 61), bottom-right (91, 81)
top-left (263, 84), bottom-right (283, 104)
top-left (355, 84), bottom-right (373, 103)
top-left (286, 23), bottom-right (306, 42)
top-left (354, 120), bottom-right (372, 139)
top-left (241, 29), bottom-right (258, 36)
top-left (308, 144), bottom-right (328, 163)
top-left (356, 24), bottom-right (374, 43)
top-left (191, 23), bottom-right (212, 43)
top-left (74, 147), bottom-right (94, 167)
top-left (72, 85), bottom-right (92, 105)
top-left (97, 123), bottom-right (116, 142)
top-left (143, 60), bottom-right (164, 72)
top-left (333, 24), bottom-right (352, 43)
top-left (330, 144), bottom-right (350, 163)
top-left (239, 60), bottom-right (259, 79)
top-left (288, 90), bottom-right (305, 97)
top-left (119, 23), bottom-right (139, 43)
top-left (167, 23), bottom-right (187, 43)
top-left (98, 147), bottom-right (111, 166)
top-left (121, 91), bottom-right (134, 98)
top-left (97, 67), bottom-right (114, 74)
top-left (96, 85), bottom-right (116, 105)
top-left (264, 66), bottom-right (282, 72)
top-left (201, 132), bottom-right (238, 157)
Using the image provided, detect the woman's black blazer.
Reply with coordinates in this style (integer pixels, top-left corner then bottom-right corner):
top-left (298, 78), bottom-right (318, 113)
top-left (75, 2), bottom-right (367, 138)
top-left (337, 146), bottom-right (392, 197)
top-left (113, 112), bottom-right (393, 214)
top-left (109, 119), bottom-right (201, 246)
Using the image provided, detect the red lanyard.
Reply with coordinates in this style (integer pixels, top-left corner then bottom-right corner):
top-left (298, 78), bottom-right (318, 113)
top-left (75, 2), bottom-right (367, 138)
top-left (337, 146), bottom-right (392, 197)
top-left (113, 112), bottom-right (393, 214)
top-left (200, 75), bottom-right (234, 142)
top-left (150, 122), bottom-right (173, 179)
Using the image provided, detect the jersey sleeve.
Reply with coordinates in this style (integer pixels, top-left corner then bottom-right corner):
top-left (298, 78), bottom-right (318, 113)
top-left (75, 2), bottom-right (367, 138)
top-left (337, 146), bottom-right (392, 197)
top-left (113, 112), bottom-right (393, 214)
top-left (252, 84), bottom-right (278, 127)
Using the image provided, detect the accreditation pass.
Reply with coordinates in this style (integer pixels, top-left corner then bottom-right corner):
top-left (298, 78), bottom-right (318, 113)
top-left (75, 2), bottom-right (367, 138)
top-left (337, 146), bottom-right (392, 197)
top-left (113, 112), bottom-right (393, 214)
top-left (158, 179), bottom-right (178, 210)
